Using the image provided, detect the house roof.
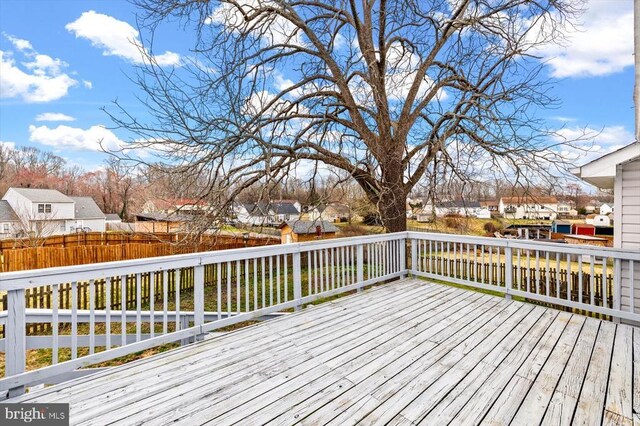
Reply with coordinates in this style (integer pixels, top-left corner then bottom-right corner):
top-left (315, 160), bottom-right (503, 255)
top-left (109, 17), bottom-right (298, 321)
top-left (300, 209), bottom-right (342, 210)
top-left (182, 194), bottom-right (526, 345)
top-left (246, 201), bottom-right (300, 216)
top-left (105, 213), bottom-right (121, 221)
top-left (479, 200), bottom-right (498, 207)
top-left (0, 200), bottom-right (19, 222)
top-left (10, 187), bottom-right (74, 203)
top-left (281, 220), bottom-right (339, 234)
top-left (571, 142), bottom-right (640, 189)
top-left (271, 202), bottom-right (299, 215)
top-left (500, 196), bottom-right (558, 204)
top-left (135, 212), bottom-right (193, 222)
top-left (69, 197), bottom-right (106, 219)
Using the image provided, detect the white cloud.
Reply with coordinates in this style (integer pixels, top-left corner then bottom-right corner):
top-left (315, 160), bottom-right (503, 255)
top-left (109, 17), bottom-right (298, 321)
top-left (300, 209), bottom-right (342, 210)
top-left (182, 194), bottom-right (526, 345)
top-left (532, 0), bottom-right (633, 78)
top-left (35, 112), bottom-right (76, 122)
top-left (28, 124), bottom-right (125, 152)
top-left (0, 51), bottom-right (78, 103)
top-left (0, 34), bottom-right (78, 103)
top-left (553, 125), bottom-right (634, 163)
top-left (4, 34), bottom-right (32, 51)
top-left (66, 11), bottom-right (181, 66)
top-left (82, 80), bottom-right (93, 89)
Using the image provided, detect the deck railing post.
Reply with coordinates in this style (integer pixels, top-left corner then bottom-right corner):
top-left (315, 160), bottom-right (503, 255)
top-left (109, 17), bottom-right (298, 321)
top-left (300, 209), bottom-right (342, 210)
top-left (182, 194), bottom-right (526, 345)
top-left (6, 289), bottom-right (26, 397)
top-left (194, 264), bottom-right (205, 340)
top-left (504, 246), bottom-right (513, 300)
top-left (400, 237), bottom-right (407, 277)
top-left (410, 238), bottom-right (417, 277)
top-left (357, 244), bottom-right (364, 292)
top-left (613, 258), bottom-right (621, 324)
top-left (293, 251), bottom-right (302, 311)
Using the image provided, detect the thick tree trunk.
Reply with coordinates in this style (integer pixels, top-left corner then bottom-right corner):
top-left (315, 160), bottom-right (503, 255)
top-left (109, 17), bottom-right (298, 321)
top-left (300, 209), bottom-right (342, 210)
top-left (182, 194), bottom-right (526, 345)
top-left (379, 191), bottom-right (407, 232)
top-left (378, 158), bottom-right (407, 233)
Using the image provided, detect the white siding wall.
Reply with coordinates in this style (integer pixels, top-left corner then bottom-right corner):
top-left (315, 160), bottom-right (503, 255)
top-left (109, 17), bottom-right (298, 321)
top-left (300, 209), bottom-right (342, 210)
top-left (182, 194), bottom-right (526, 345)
top-left (3, 189), bottom-right (31, 220)
top-left (615, 157), bottom-right (640, 319)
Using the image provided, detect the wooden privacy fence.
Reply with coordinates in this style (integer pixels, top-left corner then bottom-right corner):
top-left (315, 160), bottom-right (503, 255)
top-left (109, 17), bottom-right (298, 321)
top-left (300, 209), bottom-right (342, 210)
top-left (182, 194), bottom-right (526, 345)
top-left (0, 231), bottom-right (275, 251)
top-left (0, 237), bottom-right (276, 272)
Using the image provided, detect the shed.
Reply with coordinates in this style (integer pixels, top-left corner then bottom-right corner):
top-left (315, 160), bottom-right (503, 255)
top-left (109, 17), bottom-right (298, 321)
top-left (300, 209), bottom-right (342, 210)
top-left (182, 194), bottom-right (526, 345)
top-left (551, 220), bottom-right (571, 234)
top-left (279, 220), bottom-right (338, 243)
top-left (592, 214), bottom-right (611, 227)
top-left (571, 223), bottom-right (596, 236)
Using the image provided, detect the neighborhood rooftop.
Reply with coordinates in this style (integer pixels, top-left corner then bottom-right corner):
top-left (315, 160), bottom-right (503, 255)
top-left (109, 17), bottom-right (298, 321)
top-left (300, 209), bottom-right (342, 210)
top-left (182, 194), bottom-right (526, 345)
top-left (10, 188), bottom-right (74, 203)
top-left (70, 196), bottom-right (107, 220)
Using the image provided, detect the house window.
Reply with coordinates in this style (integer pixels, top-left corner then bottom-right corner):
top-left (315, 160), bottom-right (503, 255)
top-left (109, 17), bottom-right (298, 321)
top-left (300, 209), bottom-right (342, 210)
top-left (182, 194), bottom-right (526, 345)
top-left (2, 224), bottom-right (8, 233)
top-left (38, 203), bottom-right (52, 213)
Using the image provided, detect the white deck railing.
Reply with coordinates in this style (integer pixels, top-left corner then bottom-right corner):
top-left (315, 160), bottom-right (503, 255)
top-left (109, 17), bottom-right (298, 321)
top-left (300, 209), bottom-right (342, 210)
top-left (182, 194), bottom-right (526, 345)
top-left (1, 231), bottom-right (638, 398)
top-left (0, 233), bottom-right (406, 397)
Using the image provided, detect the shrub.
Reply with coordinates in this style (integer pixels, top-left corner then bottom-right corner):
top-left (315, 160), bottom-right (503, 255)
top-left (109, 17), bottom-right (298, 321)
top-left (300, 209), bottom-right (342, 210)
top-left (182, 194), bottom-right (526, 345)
top-left (484, 222), bottom-right (497, 234)
top-left (444, 213), bottom-right (464, 230)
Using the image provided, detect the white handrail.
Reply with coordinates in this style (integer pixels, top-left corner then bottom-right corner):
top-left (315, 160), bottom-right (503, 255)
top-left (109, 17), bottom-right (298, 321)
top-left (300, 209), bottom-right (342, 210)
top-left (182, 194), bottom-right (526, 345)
top-left (1, 231), bottom-right (638, 399)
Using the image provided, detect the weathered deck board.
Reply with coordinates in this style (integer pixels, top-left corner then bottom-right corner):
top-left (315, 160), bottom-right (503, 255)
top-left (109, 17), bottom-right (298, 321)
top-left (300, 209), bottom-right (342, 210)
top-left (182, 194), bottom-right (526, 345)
top-left (5, 278), bottom-right (638, 426)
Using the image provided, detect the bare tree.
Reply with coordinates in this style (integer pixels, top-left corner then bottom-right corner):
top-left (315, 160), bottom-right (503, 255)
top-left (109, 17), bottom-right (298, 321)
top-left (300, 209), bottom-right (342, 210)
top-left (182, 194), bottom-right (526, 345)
top-left (109, 0), bottom-right (585, 231)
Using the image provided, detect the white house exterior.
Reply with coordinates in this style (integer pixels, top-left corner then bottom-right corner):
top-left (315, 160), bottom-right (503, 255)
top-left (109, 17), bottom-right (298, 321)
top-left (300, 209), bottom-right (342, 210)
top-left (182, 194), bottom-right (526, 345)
top-left (599, 203), bottom-right (613, 215)
top-left (1, 188), bottom-right (106, 236)
top-left (498, 196), bottom-right (558, 220)
top-left (3, 188), bottom-right (75, 236)
top-left (572, 142), bottom-right (640, 323)
top-left (0, 200), bottom-right (21, 239)
top-left (423, 201), bottom-right (482, 218)
top-left (69, 197), bottom-right (106, 232)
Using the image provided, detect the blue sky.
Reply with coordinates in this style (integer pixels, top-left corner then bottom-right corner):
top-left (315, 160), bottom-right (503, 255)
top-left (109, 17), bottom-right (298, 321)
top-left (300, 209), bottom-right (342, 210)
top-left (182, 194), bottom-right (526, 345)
top-left (0, 0), bottom-right (635, 172)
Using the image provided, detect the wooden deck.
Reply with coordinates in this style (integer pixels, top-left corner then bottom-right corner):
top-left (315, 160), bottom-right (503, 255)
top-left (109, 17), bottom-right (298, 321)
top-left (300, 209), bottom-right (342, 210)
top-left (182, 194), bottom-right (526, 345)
top-left (10, 278), bottom-right (640, 425)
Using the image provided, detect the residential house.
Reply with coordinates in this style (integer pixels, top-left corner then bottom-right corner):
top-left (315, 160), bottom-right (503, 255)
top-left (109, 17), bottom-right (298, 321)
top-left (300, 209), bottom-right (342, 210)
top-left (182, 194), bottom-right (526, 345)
top-left (1, 188), bottom-right (108, 236)
top-left (321, 203), bottom-right (354, 222)
top-left (423, 200), bottom-right (482, 217)
top-left (3, 188), bottom-right (75, 236)
top-left (498, 196), bottom-right (558, 220)
top-left (300, 205), bottom-right (322, 221)
top-left (0, 200), bottom-right (20, 239)
top-left (69, 197), bottom-right (106, 232)
top-left (479, 200), bottom-right (499, 213)
top-left (236, 201), bottom-right (300, 226)
top-left (572, 141), bottom-right (640, 321)
top-left (557, 200), bottom-right (577, 217)
top-left (279, 220), bottom-right (338, 243)
top-left (599, 203), bottom-right (613, 215)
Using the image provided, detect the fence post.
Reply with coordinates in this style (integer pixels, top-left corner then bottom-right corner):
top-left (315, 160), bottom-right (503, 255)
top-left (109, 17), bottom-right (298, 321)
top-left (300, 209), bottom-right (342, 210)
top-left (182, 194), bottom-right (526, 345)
top-left (194, 264), bottom-right (205, 341)
top-left (293, 251), bottom-right (302, 311)
top-left (357, 244), bottom-right (364, 292)
top-left (504, 246), bottom-right (513, 300)
top-left (410, 238), bottom-right (417, 277)
top-left (6, 289), bottom-right (26, 397)
top-left (613, 258), bottom-right (621, 324)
